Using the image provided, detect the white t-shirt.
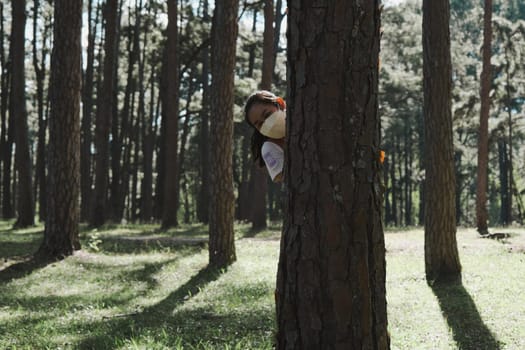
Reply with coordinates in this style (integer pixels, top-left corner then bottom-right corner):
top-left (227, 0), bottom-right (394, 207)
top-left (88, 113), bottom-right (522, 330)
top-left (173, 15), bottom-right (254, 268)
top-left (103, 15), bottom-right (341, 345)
top-left (261, 141), bottom-right (284, 181)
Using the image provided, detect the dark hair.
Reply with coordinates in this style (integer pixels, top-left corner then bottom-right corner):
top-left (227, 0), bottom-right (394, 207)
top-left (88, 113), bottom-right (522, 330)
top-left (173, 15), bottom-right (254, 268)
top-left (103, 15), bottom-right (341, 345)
top-left (243, 90), bottom-right (282, 167)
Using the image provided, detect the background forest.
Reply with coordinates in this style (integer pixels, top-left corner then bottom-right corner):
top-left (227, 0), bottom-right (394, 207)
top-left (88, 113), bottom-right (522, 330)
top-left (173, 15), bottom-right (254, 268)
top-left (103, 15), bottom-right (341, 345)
top-left (0, 0), bottom-right (524, 229)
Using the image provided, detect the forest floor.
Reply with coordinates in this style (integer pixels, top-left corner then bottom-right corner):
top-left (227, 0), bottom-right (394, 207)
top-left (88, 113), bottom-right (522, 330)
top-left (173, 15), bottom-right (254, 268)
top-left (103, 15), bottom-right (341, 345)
top-left (0, 220), bottom-right (524, 349)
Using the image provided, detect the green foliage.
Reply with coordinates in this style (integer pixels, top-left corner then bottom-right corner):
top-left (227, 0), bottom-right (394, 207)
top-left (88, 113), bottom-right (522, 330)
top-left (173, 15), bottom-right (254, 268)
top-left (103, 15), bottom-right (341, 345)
top-left (380, 0), bottom-right (525, 226)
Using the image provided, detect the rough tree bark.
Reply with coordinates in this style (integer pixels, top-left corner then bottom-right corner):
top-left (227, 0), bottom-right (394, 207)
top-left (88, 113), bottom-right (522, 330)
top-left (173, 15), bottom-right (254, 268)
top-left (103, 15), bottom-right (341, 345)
top-left (38, 0), bottom-right (82, 258)
top-left (276, 2), bottom-right (389, 348)
top-left (422, 0), bottom-right (462, 283)
top-left (208, 0), bottom-right (239, 268)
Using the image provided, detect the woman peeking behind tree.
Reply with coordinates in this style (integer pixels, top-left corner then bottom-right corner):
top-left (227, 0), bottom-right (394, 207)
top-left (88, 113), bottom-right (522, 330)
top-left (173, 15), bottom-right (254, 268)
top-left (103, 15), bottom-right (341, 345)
top-left (244, 90), bottom-right (286, 182)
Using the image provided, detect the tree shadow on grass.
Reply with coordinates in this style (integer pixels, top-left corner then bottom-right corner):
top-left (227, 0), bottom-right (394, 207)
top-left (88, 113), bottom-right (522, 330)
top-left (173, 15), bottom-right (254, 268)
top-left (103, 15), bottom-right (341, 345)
top-left (76, 265), bottom-right (225, 349)
top-left (0, 255), bottom-right (53, 283)
top-left (431, 282), bottom-right (501, 350)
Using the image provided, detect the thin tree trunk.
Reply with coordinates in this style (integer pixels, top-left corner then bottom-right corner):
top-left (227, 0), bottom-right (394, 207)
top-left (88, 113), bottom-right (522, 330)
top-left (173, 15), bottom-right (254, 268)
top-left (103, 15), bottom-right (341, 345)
top-left (209, 0), bottom-right (238, 268)
top-left (131, 105), bottom-right (141, 221)
top-left (455, 151), bottom-right (463, 225)
top-left (33, 0), bottom-right (49, 222)
top-left (141, 61), bottom-right (157, 222)
top-left (81, 0), bottom-right (99, 222)
top-left (38, 0), bottom-right (82, 258)
top-left (110, 4), bottom-right (138, 222)
top-left (177, 71), bottom-right (196, 219)
top-left (11, 0), bottom-right (35, 228)
top-left (272, 0), bottom-right (284, 79)
top-left (404, 123), bottom-right (412, 225)
top-left (92, 0), bottom-right (119, 227)
top-left (250, 0), bottom-right (274, 230)
top-left (236, 125), bottom-right (252, 221)
top-left (0, 2), bottom-right (14, 219)
top-left (498, 138), bottom-right (510, 224)
top-left (154, 74), bottom-right (166, 220)
top-left (277, 2), bottom-right (389, 348)
top-left (391, 138), bottom-right (398, 225)
top-left (397, 136), bottom-right (404, 225)
top-left (197, 0), bottom-right (210, 224)
top-left (161, 0), bottom-right (180, 229)
top-left (423, 0), bottom-right (461, 284)
top-left (476, 0), bottom-right (492, 235)
top-left (384, 158), bottom-right (392, 225)
top-left (504, 46), bottom-right (514, 224)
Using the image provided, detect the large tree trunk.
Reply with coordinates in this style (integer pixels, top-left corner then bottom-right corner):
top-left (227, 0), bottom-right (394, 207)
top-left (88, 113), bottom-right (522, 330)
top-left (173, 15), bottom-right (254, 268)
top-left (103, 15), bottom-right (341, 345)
top-left (476, 0), bottom-right (492, 235)
top-left (11, 0), bottom-right (35, 228)
top-left (208, 0), bottom-right (238, 268)
top-left (91, 0), bottom-right (119, 227)
top-left (422, 0), bottom-right (462, 284)
top-left (276, 2), bottom-right (389, 348)
top-left (161, 0), bottom-right (180, 229)
top-left (38, 0), bottom-right (82, 258)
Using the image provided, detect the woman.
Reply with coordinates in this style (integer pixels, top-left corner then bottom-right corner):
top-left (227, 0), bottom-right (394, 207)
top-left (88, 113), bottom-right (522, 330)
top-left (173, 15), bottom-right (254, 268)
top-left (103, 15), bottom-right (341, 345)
top-left (244, 90), bottom-right (286, 182)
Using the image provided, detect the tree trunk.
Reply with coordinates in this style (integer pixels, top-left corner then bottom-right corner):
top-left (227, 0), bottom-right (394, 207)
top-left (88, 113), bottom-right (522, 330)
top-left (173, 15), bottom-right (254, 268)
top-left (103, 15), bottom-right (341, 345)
top-left (0, 2), bottom-right (14, 219)
top-left (177, 71), bottom-right (196, 220)
top-left (476, 0), bottom-right (492, 235)
top-left (384, 159), bottom-right (391, 225)
top-left (81, 0), bottom-right (100, 222)
top-left (250, 0), bottom-right (275, 231)
top-left (91, 0), bottom-right (119, 227)
top-left (130, 106), bottom-right (141, 221)
top-left (161, 0), bottom-right (180, 229)
top-left (404, 123), bottom-right (413, 226)
top-left (498, 138), bottom-right (510, 225)
top-left (33, 0), bottom-right (49, 222)
top-left (391, 138), bottom-right (398, 225)
top-left (141, 62), bottom-right (157, 222)
top-left (38, 0), bottom-right (82, 258)
top-left (454, 151), bottom-right (463, 225)
top-left (197, 0), bottom-right (210, 224)
top-left (276, 2), bottom-right (389, 348)
top-left (272, 0), bottom-right (284, 78)
top-left (422, 0), bottom-right (461, 284)
top-left (138, 1), bottom-right (153, 222)
top-left (236, 125), bottom-right (252, 221)
top-left (208, 0), bottom-right (238, 268)
top-left (11, 0), bottom-right (35, 228)
top-left (110, 5), bottom-right (139, 222)
top-left (504, 46), bottom-right (514, 225)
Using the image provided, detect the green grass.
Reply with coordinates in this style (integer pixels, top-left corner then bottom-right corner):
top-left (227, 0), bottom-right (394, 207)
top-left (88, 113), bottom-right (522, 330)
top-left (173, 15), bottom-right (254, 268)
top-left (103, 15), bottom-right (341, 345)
top-left (1, 221), bottom-right (524, 349)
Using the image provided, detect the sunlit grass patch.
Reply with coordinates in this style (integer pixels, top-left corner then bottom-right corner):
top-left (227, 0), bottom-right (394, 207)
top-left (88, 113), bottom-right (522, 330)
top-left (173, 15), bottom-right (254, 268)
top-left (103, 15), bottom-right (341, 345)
top-left (0, 222), bottom-right (524, 349)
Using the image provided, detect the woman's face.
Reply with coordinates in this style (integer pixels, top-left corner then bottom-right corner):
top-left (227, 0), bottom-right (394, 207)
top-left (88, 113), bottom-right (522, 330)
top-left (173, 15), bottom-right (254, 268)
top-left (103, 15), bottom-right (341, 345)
top-left (247, 101), bottom-right (278, 132)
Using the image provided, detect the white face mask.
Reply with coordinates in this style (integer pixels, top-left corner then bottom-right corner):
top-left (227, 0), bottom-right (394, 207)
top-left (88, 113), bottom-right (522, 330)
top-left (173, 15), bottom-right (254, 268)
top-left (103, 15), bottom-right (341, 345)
top-left (259, 110), bottom-right (286, 139)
